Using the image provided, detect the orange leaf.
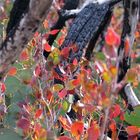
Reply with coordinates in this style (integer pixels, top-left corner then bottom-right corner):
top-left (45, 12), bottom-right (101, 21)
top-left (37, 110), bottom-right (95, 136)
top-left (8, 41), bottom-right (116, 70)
top-left (34, 123), bottom-right (47, 139)
top-left (43, 19), bottom-right (48, 29)
top-left (126, 126), bottom-right (139, 136)
top-left (109, 121), bottom-right (117, 140)
top-left (109, 66), bottom-right (117, 76)
top-left (8, 67), bottom-right (17, 76)
top-left (59, 116), bottom-right (71, 131)
top-left (124, 38), bottom-right (130, 56)
top-left (71, 121), bottom-right (84, 139)
top-left (109, 121), bottom-right (116, 132)
top-left (49, 29), bottom-right (59, 35)
top-left (35, 109), bottom-right (43, 119)
top-left (44, 42), bottom-right (51, 52)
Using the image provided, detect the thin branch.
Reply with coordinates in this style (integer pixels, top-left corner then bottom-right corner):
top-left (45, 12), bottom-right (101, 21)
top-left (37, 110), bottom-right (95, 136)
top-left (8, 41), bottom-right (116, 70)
top-left (0, 0), bottom-right (53, 80)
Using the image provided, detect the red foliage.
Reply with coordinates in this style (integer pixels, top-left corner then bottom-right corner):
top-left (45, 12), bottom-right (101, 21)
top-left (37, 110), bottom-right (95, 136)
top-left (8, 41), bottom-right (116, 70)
top-left (88, 122), bottom-right (100, 140)
top-left (105, 27), bottom-right (120, 46)
top-left (17, 118), bottom-right (30, 130)
top-left (35, 109), bottom-right (43, 119)
top-left (49, 29), bottom-right (59, 35)
top-left (0, 82), bottom-right (6, 93)
top-left (44, 42), bottom-right (51, 52)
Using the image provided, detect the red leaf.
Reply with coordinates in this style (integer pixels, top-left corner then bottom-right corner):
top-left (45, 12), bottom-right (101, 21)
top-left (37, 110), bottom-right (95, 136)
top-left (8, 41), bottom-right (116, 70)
top-left (58, 89), bottom-right (67, 99)
top-left (57, 136), bottom-right (72, 140)
top-left (34, 65), bottom-right (41, 77)
top-left (32, 39), bottom-right (36, 47)
top-left (34, 32), bottom-right (39, 37)
top-left (110, 104), bottom-right (121, 119)
top-left (88, 123), bottom-right (100, 140)
top-left (120, 111), bottom-right (125, 121)
top-left (0, 83), bottom-right (6, 93)
top-left (8, 67), bottom-right (17, 76)
top-left (44, 89), bottom-right (53, 101)
top-left (58, 36), bottom-right (65, 46)
top-left (109, 121), bottom-right (116, 132)
top-left (44, 42), bottom-right (51, 52)
top-left (20, 50), bottom-right (29, 61)
top-left (126, 126), bottom-right (139, 136)
top-left (71, 121), bottom-right (84, 138)
top-left (72, 77), bottom-right (81, 86)
top-left (17, 118), bottom-right (30, 130)
top-left (61, 47), bottom-right (70, 58)
top-left (49, 29), bottom-right (59, 35)
top-left (73, 58), bottom-right (78, 66)
top-left (35, 109), bottom-right (43, 119)
top-left (105, 27), bottom-right (120, 46)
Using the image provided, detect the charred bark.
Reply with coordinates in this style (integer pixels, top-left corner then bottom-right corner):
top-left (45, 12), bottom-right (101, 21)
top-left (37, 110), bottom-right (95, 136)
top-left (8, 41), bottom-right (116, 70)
top-left (43, 0), bottom-right (79, 59)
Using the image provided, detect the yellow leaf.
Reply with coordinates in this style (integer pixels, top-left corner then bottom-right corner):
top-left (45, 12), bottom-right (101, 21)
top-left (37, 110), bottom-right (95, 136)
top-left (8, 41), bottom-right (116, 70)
top-left (52, 84), bottom-right (64, 92)
top-left (102, 71), bottom-right (111, 82)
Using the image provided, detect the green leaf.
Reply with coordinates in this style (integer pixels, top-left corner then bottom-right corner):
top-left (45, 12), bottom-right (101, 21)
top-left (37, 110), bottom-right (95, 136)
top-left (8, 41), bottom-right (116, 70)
top-left (18, 69), bottom-right (32, 82)
top-left (135, 57), bottom-right (140, 63)
top-left (124, 106), bottom-right (140, 127)
top-left (95, 52), bottom-right (106, 61)
top-left (4, 76), bottom-right (33, 127)
top-left (5, 77), bottom-right (21, 94)
top-left (62, 100), bottom-right (70, 112)
top-left (52, 84), bottom-right (64, 92)
top-left (0, 128), bottom-right (22, 140)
